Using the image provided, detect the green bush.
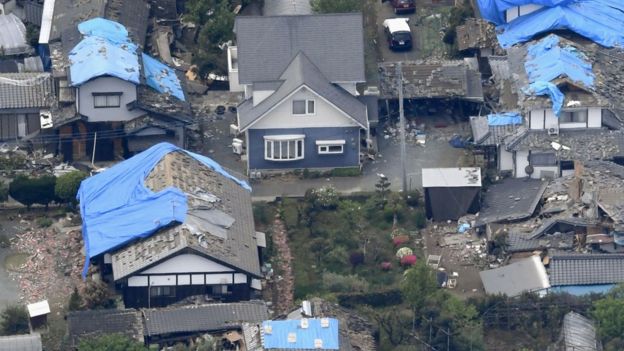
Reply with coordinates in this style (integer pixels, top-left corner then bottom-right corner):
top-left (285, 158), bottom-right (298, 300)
top-left (252, 202), bottom-right (273, 225)
top-left (78, 333), bottom-right (146, 351)
top-left (82, 280), bottom-right (116, 310)
top-left (322, 272), bottom-right (369, 293)
top-left (337, 289), bottom-right (403, 308)
top-left (0, 305), bottom-right (29, 335)
top-left (305, 186), bottom-right (339, 209)
top-left (383, 207), bottom-right (395, 223)
top-left (406, 190), bottom-right (421, 207)
top-left (414, 209), bottom-right (427, 229)
top-left (330, 167), bottom-right (361, 177)
top-left (68, 287), bottom-right (84, 311)
top-left (9, 175), bottom-right (57, 209)
top-left (55, 171), bottom-right (88, 205)
top-left (280, 198), bottom-right (300, 229)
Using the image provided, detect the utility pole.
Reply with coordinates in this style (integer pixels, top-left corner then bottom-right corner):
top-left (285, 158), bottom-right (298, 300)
top-left (396, 62), bottom-right (407, 195)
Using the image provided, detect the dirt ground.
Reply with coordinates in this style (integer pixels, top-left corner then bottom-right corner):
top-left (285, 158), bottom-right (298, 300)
top-left (421, 222), bottom-right (486, 299)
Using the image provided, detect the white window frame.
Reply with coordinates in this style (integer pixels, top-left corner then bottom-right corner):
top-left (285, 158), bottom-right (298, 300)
top-left (292, 99), bottom-right (315, 116)
top-left (316, 140), bottom-right (345, 155)
top-left (264, 135), bottom-right (305, 161)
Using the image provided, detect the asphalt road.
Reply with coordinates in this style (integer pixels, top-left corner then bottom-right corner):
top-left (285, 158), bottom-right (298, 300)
top-left (376, 1), bottom-right (422, 63)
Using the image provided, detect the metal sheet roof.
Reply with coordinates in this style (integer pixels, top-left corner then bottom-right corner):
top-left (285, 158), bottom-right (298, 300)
top-left (480, 255), bottom-right (550, 296)
top-left (421, 168), bottom-right (481, 188)
top-left (0, 14), bottom-right (30, 56)
top-left (263, 0), bottom-right (312, 16)
top-left (0, 334), bottom-right (42, 351)
top-left (559, 312), bottom-right (599, 351)
top-left (262, 318), bottom-right (340, 350)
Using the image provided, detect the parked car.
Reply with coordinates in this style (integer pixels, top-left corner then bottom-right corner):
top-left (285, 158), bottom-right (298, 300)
top-left (382, 0), bottom-right (416, 14)
top-left (383, 18), bottom-right (412, 51)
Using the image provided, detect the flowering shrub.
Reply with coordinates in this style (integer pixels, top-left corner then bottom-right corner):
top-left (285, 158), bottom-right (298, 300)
top-left (400, 254), bottom-right (417, 266)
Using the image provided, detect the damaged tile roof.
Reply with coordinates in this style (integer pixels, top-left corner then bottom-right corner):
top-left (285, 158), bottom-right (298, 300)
top-left (549, 253), bottom-right (624, 286)
top-left (67, 309), bottom-right (143, 348)
top-left (470, 116), bottom-right (523, 145)
top-left (507, 231), bottom-right (574, 253)
top-left (111, 151), bottom-right (261, 280)
top-left (456, 18), bottom-right (501, 52)
top-left (0, 73), bottom-right (55, 110)
top-left (378, 61), bottom-right (483, 101)
top-left (476, 178), bottom-right (548, 226)
top-left (143, 302), bottom-right (270, 337)
top-left (505, 129), bottom-right (624, 161)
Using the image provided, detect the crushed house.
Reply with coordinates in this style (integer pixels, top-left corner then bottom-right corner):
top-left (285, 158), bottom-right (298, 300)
top-left (0, 72), bottom-right (54, 142)
top-left (78, 143), bottom-right (263, 308)
top-left (471, 34), bottom-right (624, 179)
top-left (230, 14), bottom-right (372, 173)
top-left (37, 1), bottom-right (191, 162)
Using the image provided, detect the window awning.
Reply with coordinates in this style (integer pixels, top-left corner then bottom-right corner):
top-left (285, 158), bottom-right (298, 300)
top-left (315, 139), bottom-right (345, 145)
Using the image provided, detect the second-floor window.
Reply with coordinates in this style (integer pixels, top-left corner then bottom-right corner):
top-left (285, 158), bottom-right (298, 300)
top-left (559, 109), bottom-right (588, 124)
top-left (292, 99), bottom-right (315, 115)
top-left (93, 92), bottom-right (122, 108)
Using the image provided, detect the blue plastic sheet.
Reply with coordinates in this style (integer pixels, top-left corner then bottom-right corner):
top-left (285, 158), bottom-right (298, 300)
top-left (77, 18), bottom-right (130, 45)
top-left (69, 18), bottom-right (139, 86)
top-left (477, 0), bottom-right (624, 48)
top-left (523, 81), bottom-right (564, 116)
top-left (524, 35), bottom-right (594, 87)
top-left (262, 319), bottom-right (339, 350)
top-left (487, 112), bottom-right (523, 126)
top-left (78, 142), bottom-right (251, 277)
top-left (142, 53), bottom-right (186, 101)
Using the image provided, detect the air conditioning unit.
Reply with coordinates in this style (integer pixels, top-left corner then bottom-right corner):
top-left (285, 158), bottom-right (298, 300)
top-left (232, 142), bottom-right (243, 155)
top-left (548, 127), bottom-right (559, 136)
top-left (230, 124), bottom-right (239, 136)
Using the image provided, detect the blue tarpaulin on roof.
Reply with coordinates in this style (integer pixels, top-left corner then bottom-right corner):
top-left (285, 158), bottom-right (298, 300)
top-left (77, 17), bottom-right (130, 44)
top-left (142, 53), bottom-right (186, 101)
top-left (69, 18), bottom-right (139, 86)
top-left (523, 81), bottom-right (564, 115)
top-left (524, 35), bottom-right (594, 87)
top-left (78, 142), bottom-right (251, 277)
top-left (262, 319), bottom-right (340, 350)
top-left (477, 0), bottom-right (624, 48)
top-left (487, 112), bottom-right (523, 126)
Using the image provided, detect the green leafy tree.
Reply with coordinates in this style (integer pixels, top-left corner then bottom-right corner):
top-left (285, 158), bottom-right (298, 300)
top-left (311, 0), bottom-right (361, 13)
top-left (0, 305), bottom-right (29, 335)
top-left (400, 262), bottom-right (439, 316)
top-left (592, 285), bottom-right (624, 342)
top-left (77, 334), bottom-right (146, 351)
top-left (55, 171), bottom-right (88, 205)
top-left (9, 175), bottom-right (57, 209)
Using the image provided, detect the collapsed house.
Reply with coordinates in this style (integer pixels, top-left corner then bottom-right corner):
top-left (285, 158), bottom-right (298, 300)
top-left (35, 0), bottom-right (191, 162)
top-left (78, 143), bottom-right (263, 308)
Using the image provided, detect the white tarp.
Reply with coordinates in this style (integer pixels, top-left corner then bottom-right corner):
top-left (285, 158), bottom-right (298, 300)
top-left (0, 13), bottom-right (30, 56)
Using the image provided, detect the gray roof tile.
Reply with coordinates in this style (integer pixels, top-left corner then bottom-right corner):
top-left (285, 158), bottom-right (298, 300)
top-left (143, 302), bottom-right (270, 337)
top-left (0, 334), bottom-right (42, 351)
top-left (235, 14), bottom-right (365, 84)
top-left (238, 52), bottom-right (367, 131)
top-left (0, 73), bottom-right (54, 110)
top-left (476, 178), bottom-right (547, 225)
top-left (549, 254), bottom-right (624, 286)
top-left (263, 0), bottom-right (312, 16)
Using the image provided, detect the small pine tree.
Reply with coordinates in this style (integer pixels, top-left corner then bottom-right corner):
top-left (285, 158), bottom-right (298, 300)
top-left (0, 305), bottom-right (29, 335)
top-left (68, 287), bottom-right (84, 311)
top-left (375, 175), bottom-right (391, 208)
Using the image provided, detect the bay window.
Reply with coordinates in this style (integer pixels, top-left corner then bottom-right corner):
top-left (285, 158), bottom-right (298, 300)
top-left (264, 135), bottom-right (305, 161)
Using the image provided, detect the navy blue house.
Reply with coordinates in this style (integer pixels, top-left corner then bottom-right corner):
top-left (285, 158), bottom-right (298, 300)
top-left (232, 14), bottom-right (371, 173)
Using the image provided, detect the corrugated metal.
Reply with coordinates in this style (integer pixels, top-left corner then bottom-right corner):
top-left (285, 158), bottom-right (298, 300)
top-left (262, 318), bottom-right (340, 350)
top-left (263, 0), bottom-right (311, 16)
top-left (0, 334), bottom-right (42, 351)
top-left (560, 312), bottom-right (599, 351)
top-left (0, 14), bottom-right (30, 56)
top-left (24, 1), bottom-right (44, 26)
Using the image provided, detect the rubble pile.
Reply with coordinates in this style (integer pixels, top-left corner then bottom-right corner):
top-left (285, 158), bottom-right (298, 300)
top-left (9, 216), bottom-right (84, 304)
top-left (382, 119), bottom-right (469, 144)
top-left (267, 215), bottom-right (294, 315)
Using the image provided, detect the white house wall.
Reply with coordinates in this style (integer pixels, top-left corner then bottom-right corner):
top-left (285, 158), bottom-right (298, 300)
top-left (588, 107), bottom-right (602, 128)
top-left (515, 150), bottom-right (529, 177)
top-left (499, 147), bottom-right (514, 171)
top-left (251, 87), bottom-right (360, 129)
top-left (529, 110), bottom-right (545, 130)
top-left (78, 76), bottom-right (144, 122)
top-left (227, 46), bottom-right (243, 92)
top-left (142, 253), bottom-right (234, 274)
top-left (544, 110), bottom-right (558, 130)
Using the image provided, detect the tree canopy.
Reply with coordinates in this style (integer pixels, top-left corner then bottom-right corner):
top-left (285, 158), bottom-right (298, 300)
top-left (55, 171), bottom-right (88, 205)
top-left (78, 334), bottom-right (146, 351)
top-left (311, 0), bottom-right (362, 13)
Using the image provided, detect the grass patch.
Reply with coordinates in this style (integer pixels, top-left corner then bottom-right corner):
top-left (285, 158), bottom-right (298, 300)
top-left (330, 167), bottom-right (361, 177)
